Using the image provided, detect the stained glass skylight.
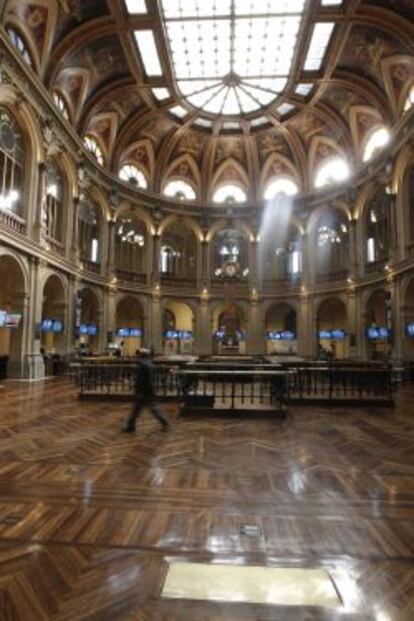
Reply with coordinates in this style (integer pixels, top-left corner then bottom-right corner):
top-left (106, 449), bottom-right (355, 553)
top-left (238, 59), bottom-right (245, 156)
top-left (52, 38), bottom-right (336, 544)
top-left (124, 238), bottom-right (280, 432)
top-left (160, 0), bottom-right (307, 117)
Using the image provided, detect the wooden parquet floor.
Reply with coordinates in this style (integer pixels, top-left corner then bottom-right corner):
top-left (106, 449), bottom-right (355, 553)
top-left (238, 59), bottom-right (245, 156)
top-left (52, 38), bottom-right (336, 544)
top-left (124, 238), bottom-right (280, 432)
top-left (0, 379), bottom-right (414, 620)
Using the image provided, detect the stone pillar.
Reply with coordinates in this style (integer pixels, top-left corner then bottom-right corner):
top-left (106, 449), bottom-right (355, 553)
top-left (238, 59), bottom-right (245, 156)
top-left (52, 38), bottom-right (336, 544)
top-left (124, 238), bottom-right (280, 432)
top-left (201, 239), bottom-right (210, 289)
top-left (389, 276), bottom-right (402, 362)
top-left (107, 220), bottom-right (116, 279)
top-left (7, 291), bottom-right (30, 378)
top-left (150, 291), bottom-right (163, 354)
top-left (100, 219), bottom-right (110, 278)
top-left (152, 234), bottom-right (161, 285)
top-left (348, 219), bottom-right (357, 281)
top-left (301, 233), bottom-right (311, 289)
top-left (347, 286), bottom-right (358, 359)
top-left (248, 239), bottom-right (259, 289)
top-left (32, 162), bottom-right (47, 245)
top-left (22, 258), bottom-right (45, 379)
top-left (65, 277), bottom-right (76, 355)
top-left (297, 291), bottom-right (312, 358)
top-left (196, 296), bottom-right (212, 356)
top-left (71, 197), bottom-right (80, 263)
top-left (247, 296), bottom-right (264, 355)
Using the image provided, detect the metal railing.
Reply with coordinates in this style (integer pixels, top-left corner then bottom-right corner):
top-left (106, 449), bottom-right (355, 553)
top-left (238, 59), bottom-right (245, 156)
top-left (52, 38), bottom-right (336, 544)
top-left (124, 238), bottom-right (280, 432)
top-left (69, 359), bottom-right (394, 405)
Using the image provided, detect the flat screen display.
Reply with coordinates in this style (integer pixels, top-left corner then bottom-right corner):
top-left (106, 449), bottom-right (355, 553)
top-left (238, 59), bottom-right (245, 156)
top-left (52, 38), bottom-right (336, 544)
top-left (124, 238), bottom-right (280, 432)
top-left (87, 325), bottom-right (98, 336)
top-left (367, 326), bottom-right (389, 340)
top-left (53, 320), bottom-right (63, 333)
top-left (129, 328), bottom-right (142, 338)
top-left (214, 331), bottom-right (225, 340)
top-left (164, 330), bottom-right (178, 339)
top-left (330, 329), bottom-right (347, 340)
top-left (177, 330), bottom-right (193, 340)
top-left (319, 330), bottom-right (332, 340)
top-left (79, 324), bottom-right (88, 335)
top-left (5, 313), bottom-right (22, 328)
top-left (117, 328), bottom-right (130, 338)
top-left (42, 319), bottom-right (53, 332)
top-left (0, 310), bottom-right (7, 327)
top-left (406, 323), bottom-right (414, 337)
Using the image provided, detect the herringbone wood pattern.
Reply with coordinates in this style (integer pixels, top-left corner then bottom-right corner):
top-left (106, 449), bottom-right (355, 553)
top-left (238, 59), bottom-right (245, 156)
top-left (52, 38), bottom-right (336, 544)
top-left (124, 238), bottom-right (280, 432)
top-left (0, 378), bottom-right (413, 619)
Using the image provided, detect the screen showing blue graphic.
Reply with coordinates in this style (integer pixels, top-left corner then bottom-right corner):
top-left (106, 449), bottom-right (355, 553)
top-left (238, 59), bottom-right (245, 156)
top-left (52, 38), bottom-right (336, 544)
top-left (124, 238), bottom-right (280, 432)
top-left (267, 331), bottom-right (296, 341)
top-left (87, 325), bottom-right (98, 336)
top-left (367, 326), bottom-right (390, 340)
top-left (41, 319), bottom-right (53, 332)
top-left (406, 323), bottom-right (414, 337)
top-left (319, 329), bottom-right (346, 340)
top-left (52, 320), bottom-right (63, 333)
top-left (164, 330), bottom-right (178, 339)
top-left (0, 310), bottom-right (6, 327)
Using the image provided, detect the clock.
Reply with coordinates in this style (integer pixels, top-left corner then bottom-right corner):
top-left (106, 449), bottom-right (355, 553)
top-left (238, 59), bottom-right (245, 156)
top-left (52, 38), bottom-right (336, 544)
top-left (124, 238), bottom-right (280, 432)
top-left (223, 261), bottom-right (239, 278)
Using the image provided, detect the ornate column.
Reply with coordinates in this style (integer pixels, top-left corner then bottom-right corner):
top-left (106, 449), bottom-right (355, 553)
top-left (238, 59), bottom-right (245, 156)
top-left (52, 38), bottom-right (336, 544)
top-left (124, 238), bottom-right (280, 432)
top-left (297, 290), bottom-right (312, 358)
top-left (196, 293), bottom-right (212, 356)
top-left (247, 293), bottom-right (264, 355)
top-left (388, 275), bottom-right (402, 362)
top-left (150, 289), bottom-right (163, 354)
top-left (71, 197), bottom-right (80, 263)
top-left (106, 219), bottom-right (116, 279)
top-left (348, 219), bottom-right (358, 281)
top-left (301, 232), bottom-right (311, 290)
top-left (32, 161), bottom-right (47, 245)
top-left (347, 285), bottom-right (358, 359)
top-left (152, 233), bottom-right (161, 286)
top-left (22, 257), bottom-right (45, 379)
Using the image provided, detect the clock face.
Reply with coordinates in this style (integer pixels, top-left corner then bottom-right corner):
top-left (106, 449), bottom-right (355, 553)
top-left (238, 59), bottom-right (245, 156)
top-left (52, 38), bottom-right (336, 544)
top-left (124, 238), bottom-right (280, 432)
top-left (224, 261), bottom-right (238, 277)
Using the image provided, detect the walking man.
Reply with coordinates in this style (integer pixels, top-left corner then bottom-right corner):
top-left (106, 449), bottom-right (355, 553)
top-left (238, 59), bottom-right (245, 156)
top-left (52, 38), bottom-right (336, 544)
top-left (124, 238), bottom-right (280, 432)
top-left (123, 349), bottom-right (170, 432)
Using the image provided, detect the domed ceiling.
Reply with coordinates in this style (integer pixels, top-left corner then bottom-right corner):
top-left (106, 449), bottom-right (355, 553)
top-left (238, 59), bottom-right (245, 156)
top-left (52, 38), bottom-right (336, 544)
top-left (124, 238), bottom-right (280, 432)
top-left (3, 0), bottom-right (414, 205)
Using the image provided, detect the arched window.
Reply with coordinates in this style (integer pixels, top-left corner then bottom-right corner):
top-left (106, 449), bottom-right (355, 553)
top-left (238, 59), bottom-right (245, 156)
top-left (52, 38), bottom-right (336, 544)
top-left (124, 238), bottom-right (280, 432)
top-left (314, 157), bottom-right (350, 189)
top-left (213, 184), bottom-right (247, 204)
top-left (119, 164), bottom-right (148, 188)
top-left (366, 190), bottom-right (390, 266)
top-left (7, 28), bottom-right (33, 66)
top-left (315, 212), bottom-right (349, 277)
top-left (163, 179), bottom-right (196, 200)
top-left (0, 108), bottom-right (24, 216)
top-left (160, 223), bottom-right (197, 278)
top-left (404, 86), bottom-right (414, 112)
top-left (362, 127), bottom-right (390, 163)
top-left (45, 162), bottom-right (63, 242)
top-left (53, 92), bottom-right (70, 121)
top-left (265, 226), bottom-right (302, 279)
top-left (83, 135), bottom-right (104, 166)
top-left (78, 194), bottom-right (100, 264)
top-left (115, 216), bottom-right (146, 272)
top-left (264, 177), bottom-right (299, 200)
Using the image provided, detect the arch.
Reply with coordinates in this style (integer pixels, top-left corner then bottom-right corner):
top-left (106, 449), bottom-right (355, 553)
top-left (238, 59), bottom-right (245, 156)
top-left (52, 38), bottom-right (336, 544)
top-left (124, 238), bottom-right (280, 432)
top-left (163, 154), bottom-right (201, 196)
top-left (117, 139), bottom-right (155, 183)
top-left (309, 136), bottom-right (349, 187)
top-left (0, 251), bottom-right (29, 377)
top-left (162, 300), bottom-right (195, 354)
top-left (158, 214), bottom-right (203, 240)
top-left (263, 176), bottom-right (299, 200)
top-left (307, 202), bottom-right (352, 237)
top-left (364, 287), bottom-right (391, 360)
top-left (0, 85), bottom-right (44, 164)
top-left (115, 201), bottom-right (154, 235)
top-left (41, 272), bottom-right (68, 353)
top-left (260, 153), bottom-right (300, 192)
top-left (210, 157), bottom-right (249, 200)
top-left (118, 163), bottom-right (148, 189)
top-left (265, 302), bottom-right (298, 355)
top-left (349, 105), bottom-right (385, 156)
top-left (83, 134), bottom-right (105, 167)
top-left (316, 297), bottom-right (349, 360)
top-left (5, 22), bottom-right (38, 71)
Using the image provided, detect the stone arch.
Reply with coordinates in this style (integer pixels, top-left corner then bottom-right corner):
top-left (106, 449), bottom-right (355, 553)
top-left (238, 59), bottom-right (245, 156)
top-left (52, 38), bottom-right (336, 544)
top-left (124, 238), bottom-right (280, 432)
top-left (0, 251), bottom-right (29, 377)
top-left (116, 139), bottom-right (155, 187)
top-left (163, 154), bottom-right (201, 197)
top-left (316, 296), bottom-right (349, 360)
top-left (210, 157), bottom-right (250, 201)
top-left (41, 272), bottom-right (68, 353)
top-left (260, 153), bottom-right (300, 195)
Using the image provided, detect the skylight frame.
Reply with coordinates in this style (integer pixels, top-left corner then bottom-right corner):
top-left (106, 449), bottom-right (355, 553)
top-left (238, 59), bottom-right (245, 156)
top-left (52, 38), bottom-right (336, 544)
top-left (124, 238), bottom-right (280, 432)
top-left (160, 0), bottom-right (308, 118)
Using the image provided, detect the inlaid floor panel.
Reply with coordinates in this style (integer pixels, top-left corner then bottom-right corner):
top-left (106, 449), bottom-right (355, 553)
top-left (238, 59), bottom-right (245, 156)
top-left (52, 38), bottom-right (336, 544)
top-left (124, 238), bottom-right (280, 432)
top-left (0, 378), bottom-right (414, 619)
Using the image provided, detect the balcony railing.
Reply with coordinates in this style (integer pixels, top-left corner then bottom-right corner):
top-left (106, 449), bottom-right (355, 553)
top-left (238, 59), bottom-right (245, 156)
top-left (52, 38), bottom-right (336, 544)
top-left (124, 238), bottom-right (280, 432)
top-left (0, 208), bottom-right (26, 235)
top-left (365, 258), bottom-right (387, 274)
top-left (315, 269), bottom-right (349, 284)
top-left (262, 276), bottom-right (301, 292)
top-left (160, 275), bottom-right (197, 289)
top-left (45, 235), bottom-right (64, 255)
top-left (115, 269), bottom-right (147, 285)
top-left (210, 279), bottom-right (249, 293)
top-left (81, 258), bottom-right (101, 274)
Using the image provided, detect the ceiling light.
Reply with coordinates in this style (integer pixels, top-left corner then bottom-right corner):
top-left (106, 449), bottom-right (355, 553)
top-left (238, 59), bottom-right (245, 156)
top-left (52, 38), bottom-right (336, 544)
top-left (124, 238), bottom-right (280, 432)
top-left (295, 83), bottom-right (313, 96)
top-left (134, 30), bottom-right (163, 76)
